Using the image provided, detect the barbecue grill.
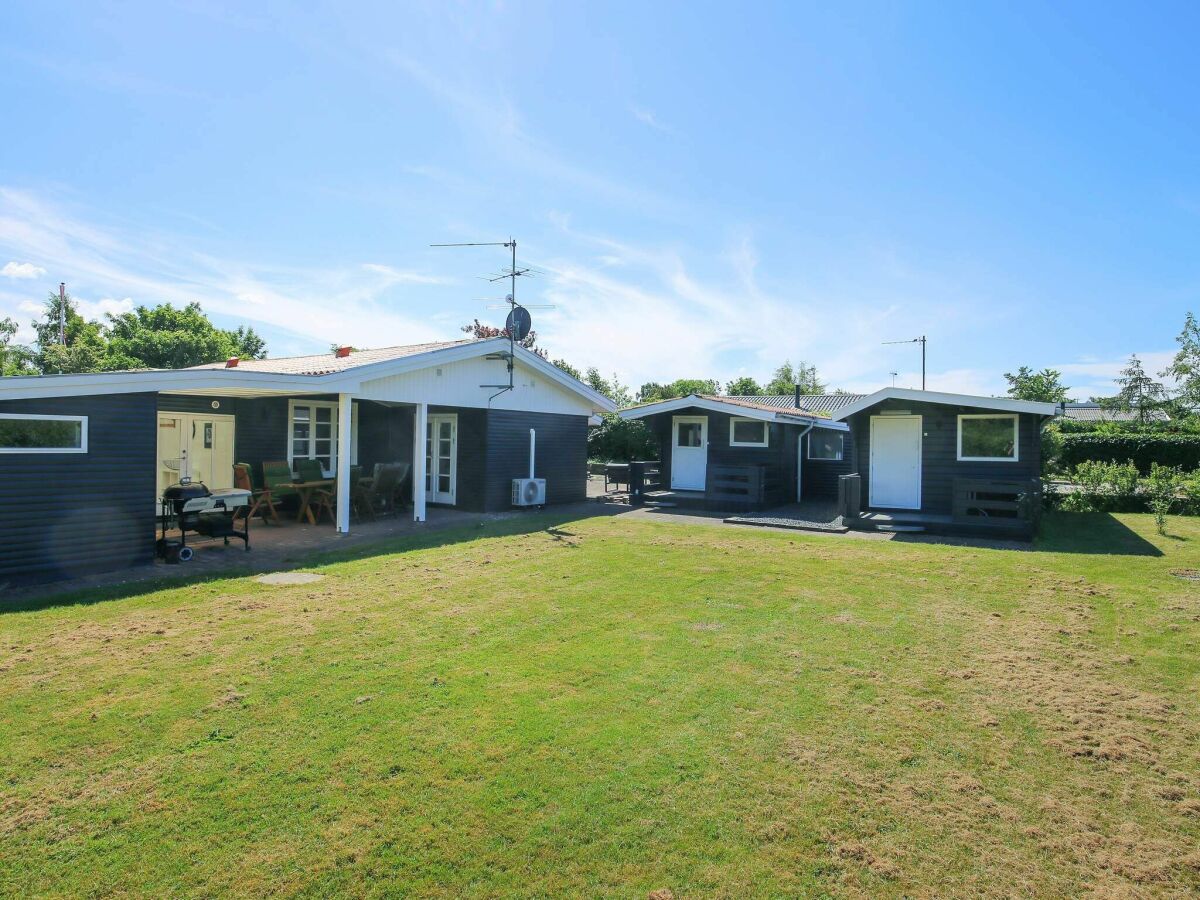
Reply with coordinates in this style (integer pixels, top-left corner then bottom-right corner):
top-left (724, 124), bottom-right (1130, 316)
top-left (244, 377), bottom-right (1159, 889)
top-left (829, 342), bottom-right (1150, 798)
top-left (157, 479), bottom-right (251, 563)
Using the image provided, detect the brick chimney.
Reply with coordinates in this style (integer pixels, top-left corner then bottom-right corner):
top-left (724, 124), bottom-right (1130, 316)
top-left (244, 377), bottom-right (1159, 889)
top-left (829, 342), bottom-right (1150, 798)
top-left (225, 356), bottom-right (240, 368)
top-left (334, 346), bottom-right (352, 358)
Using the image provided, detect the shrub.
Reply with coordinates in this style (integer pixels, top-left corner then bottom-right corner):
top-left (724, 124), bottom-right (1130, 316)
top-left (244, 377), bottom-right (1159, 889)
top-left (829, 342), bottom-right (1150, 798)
top-left (1143, 463), bottom-right (1183, 535)
top-left (1059, 460), bottom-right (1141, 513)
top-left (1058, 434), bottom-right (1200, 475)
top-left (588, 414), bottom-right (659, 462)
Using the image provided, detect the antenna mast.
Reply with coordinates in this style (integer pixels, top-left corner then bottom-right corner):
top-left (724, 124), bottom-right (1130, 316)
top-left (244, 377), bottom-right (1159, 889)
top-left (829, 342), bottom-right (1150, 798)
top-left (430, 237), bottom-right (533, 402)
top-left (883, 334), bottom-right (926, 389)
top-left (59, 282), bottom-right (66, 345)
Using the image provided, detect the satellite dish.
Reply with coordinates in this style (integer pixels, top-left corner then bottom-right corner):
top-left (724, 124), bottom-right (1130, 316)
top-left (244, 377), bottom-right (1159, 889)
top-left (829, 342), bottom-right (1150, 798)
top-left (506, 305), bottom-right (532, 342)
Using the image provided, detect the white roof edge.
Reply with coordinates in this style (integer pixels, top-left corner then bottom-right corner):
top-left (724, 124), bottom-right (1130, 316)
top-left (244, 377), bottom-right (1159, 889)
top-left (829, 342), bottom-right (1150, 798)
top-left (617, 394), bottom-right (847, 429)
top-left (830, 387), bottom-right (1059, 420)
top-left (0, 337), bottom-right (617, 413)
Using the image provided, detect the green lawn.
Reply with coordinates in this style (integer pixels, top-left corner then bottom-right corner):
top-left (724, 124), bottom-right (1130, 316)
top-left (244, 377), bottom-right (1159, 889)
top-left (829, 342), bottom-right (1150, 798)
top-left (2, 511), bottom-right (1199, 897)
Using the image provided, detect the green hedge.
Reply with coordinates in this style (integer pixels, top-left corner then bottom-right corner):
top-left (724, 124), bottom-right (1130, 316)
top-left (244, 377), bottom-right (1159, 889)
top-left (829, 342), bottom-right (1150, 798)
top-left (1059, 434), bottom-right (1200, 475)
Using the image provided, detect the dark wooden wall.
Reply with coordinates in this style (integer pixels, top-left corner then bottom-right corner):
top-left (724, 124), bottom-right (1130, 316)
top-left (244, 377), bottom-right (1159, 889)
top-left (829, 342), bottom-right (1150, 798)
top-left (0, 393), bottom-right (157, 587)
top-left (646, 407), bottom-right (800, 505)
top-left (801, 429), bottom-right (857, 500)
top-left (845, 399), bottom-right (1043, 514)
top-left (483, 410), bottom-right (588, 511)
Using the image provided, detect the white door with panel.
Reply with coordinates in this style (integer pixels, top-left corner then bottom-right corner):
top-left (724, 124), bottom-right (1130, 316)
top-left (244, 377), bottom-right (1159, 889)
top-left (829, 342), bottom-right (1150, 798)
top-left (869, 415), bottom-right (922, 509)
top-left (157, 413), bottom-right (236, 497)
top-left (671, 416), bottom-right (708, 490)
top-left (425, 414), bottom-right (458, 505)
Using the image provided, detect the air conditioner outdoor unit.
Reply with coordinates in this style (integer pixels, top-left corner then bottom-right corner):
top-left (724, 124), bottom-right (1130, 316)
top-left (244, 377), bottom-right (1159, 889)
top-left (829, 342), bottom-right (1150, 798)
top-left (512, 477), bottom-right (546, 506)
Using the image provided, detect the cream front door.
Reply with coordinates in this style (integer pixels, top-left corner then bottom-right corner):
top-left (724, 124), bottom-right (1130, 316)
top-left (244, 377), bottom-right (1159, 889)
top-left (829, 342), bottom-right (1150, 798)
top-left (157, 413), bottom-right (236, 498)
top-left (425, 414), bottom-right (458, 505)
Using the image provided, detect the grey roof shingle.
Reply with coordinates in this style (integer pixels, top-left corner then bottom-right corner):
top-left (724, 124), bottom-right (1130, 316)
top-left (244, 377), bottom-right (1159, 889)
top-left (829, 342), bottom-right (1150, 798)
top-left (1060, 402), bottom-right (1170, 423)
top-left (187, 339), bottom-right (477, 376)
top-left (728, 393), bottom-right (867, 413)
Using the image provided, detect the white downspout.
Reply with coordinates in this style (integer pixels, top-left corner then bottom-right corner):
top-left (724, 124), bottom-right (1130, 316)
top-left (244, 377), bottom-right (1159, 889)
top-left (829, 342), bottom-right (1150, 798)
top-left (796, 421), bottom-right (814, 502)
top-left (529, 428), bottom-right (536, 480)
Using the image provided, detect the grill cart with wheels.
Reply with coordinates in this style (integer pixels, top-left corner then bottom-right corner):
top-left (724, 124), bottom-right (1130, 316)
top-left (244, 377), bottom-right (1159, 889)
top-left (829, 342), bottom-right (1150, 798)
top-left (157, 479), bottom-right (252, 563)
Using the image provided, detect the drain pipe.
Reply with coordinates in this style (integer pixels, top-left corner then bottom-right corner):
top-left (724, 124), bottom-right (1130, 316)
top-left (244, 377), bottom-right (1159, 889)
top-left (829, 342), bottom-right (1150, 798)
top-left (796, 420), bottom-right (815, 502)
top-left (529, 428), bottom-right (536, 479)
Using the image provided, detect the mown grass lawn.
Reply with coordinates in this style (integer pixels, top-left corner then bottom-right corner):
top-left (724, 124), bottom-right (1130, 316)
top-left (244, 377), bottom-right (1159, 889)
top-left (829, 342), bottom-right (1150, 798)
top-left (2, 511), bottom-right (1199, 897)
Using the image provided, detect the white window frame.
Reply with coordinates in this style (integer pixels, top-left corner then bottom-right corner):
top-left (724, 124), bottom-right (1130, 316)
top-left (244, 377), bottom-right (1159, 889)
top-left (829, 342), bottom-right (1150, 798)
top-left (957, 413), bottom-right (1019, 462)
top-left (807, 431), bottom-right (844, 461)
top-left (728, 416), bottom-right (769, 448)
top-left (287, 399), bottom-right (358, 476)
top-left (0, 413), bottom-right (88, 454)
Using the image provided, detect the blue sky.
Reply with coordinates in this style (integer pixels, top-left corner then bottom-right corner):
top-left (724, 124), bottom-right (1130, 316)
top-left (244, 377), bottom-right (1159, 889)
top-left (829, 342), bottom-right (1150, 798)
top-left (1, 1), bottom-right (1197, 397)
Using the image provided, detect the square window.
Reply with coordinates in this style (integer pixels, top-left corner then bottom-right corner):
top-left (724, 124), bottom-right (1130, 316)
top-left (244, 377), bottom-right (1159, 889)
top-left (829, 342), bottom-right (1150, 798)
top-left (729, 418), bottom-right (768, 447)
top-left (808, 432), bottom-right (844, 460)
top-left (676, 422), bottom-right (703, 447)
top-left (958, 415), bottom-right (1018, 461)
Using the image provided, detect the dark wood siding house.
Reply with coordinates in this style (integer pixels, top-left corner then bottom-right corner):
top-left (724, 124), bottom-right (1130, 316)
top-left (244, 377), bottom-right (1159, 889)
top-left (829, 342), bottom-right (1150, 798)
top-left (620, 395), bottom-right (850, 511)
top-left (0, 338), bottom-right (614, 587)
top-left (622, 388), bottom-right (1056, 536)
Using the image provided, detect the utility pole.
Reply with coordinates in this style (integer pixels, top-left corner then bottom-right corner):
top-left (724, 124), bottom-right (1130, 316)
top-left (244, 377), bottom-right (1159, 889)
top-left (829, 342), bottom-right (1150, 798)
top-left (59, 282), bottom-right (66, 345)
top-left (883, 334), bottom-right (927, 389)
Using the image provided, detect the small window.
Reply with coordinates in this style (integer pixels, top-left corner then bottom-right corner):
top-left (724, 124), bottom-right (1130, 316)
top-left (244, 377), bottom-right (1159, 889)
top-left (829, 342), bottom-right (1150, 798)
top-left (676, 422), bottom-right (703, 447)
top-left (808, 431), bottom-right (844, 461)
top-left (957, 414), bottom-right (1018, 462)
top-left (0, 414), bottom-right (88, 453)
top-left (729, 417), bottom-right (769, 447)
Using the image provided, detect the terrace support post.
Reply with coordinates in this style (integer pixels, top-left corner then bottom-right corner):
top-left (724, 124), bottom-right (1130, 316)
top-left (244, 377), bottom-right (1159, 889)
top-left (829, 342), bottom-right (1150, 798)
top-left (336, 393), bottom-right (353, 534)
top-left (413, 402), bottom-right (427, 523)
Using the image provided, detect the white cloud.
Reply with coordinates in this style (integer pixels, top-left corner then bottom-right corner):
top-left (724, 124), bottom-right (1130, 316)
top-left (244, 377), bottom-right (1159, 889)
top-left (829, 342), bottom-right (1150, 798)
top-left (528, 225), bottom-right (948, 393)
top-left (2, 261), bottom-right (46, 279)
top-left (0, 188), bottom-right (449, 350)
top-left (631, 105), bottom-right (673, 134)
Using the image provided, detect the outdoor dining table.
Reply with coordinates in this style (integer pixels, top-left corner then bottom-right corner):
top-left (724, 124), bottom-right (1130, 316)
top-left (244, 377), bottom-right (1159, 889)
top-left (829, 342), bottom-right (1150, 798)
top-left (290, 478), bottom-right (335, 525)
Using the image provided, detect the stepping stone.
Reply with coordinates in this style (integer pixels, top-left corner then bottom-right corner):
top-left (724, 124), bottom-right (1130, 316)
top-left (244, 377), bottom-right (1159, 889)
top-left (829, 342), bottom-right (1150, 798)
top-left (255, 572), bottom-right (325, 586)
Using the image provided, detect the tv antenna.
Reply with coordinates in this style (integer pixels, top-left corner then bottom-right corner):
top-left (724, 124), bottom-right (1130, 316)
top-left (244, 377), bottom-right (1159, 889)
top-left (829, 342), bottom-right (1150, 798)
top-left (430, 238), bottom-right (548, 402)
top-left (889, 371), bottom-right (898, 386)
top-left (883, 334), bottom-right (926, 389)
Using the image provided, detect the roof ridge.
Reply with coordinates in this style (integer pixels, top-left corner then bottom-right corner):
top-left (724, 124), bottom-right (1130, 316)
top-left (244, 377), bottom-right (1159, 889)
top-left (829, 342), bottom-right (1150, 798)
top-left (188, 337), bottom-right (478, 368)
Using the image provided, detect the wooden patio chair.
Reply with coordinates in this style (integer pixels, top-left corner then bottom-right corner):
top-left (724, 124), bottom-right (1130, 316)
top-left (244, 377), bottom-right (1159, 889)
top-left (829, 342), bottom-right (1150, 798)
top-left (233, 462), bottom-right (279, 525)
top-left (358, 463), bottom-right (405, 518)
top-left (262, 460), bottom-right (300, 510)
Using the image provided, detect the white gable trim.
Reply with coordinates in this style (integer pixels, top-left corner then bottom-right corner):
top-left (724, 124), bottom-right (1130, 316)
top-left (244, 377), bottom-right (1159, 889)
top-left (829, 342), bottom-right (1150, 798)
top-left (619, 394), bottom-right (848, 431)
top-left (0, 337), bottom-right (617, 413)
top-left (831, 388), bottom-right (1058, 421)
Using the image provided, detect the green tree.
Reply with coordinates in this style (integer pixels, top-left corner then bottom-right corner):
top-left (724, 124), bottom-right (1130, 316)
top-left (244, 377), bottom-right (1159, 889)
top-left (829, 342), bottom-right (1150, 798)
top-left (1003, 366), bottom-right (1072, 403)
top-left (106, 302), bottom-right (267, 369)
top-left (0, 316), bottom-right (36, 376)
top-left (638, 378), bottom-right (720, 403)
top-left (551, 358), bottom-right (581, 380)
top-left (1162, 311), bottom-right (1200, 413)
top-left (725, 376), bottom-right (763, 396)
top-left (1103, 354), bottom-right (1169, 425)
top-left (585, 368), bottom-right (633, 408)
top-left (766, 360), bottom-right (824, 395)
top-left (29, 290), bottom-right (119, 374)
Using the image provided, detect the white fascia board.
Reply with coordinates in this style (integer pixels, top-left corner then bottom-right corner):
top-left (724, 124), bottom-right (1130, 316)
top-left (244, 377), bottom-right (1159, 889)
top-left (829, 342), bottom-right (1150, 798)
top-left (620, 394), bottom-right (843, 428)
top-left (831, 387), bottom-right (1058, 420)
top-left (0, 368), bottom-right (332, 400)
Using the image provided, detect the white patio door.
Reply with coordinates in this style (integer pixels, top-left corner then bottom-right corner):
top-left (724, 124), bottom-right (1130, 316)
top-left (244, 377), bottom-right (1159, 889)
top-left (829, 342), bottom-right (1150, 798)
top-left (869, 415), bottom-right (922, 509)
top-left (671, 416), bottom-right (708, 490)
top-left (425, 414), bottom-right (458, 505)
